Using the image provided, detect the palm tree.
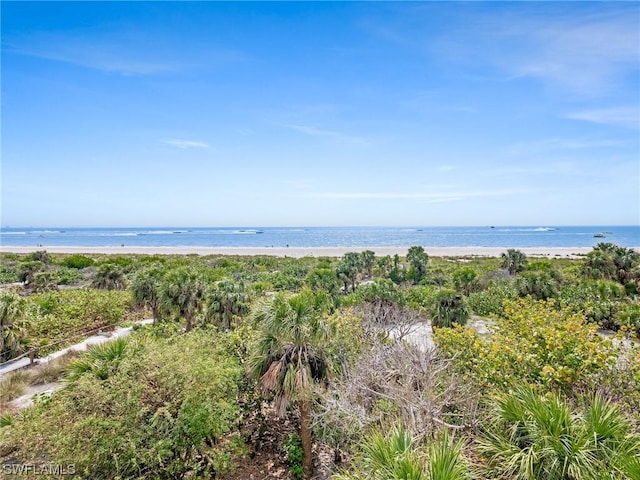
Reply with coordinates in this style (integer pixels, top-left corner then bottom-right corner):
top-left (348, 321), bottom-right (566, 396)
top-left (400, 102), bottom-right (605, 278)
top-left (160, 268), bottom-right (206, 332)
top-left (205, 279), bottom-right (249, 330)
top-left (92, 263), bottom-right (126, 290)
top-left (360, 250), bottom-right (375, 278)
top-left (515, 270), bottom-right (559, 300)
top-left (501, 249), bottom-right (527, 276)
top-left (582, 250), bottom-right (616, 280)
top-left (429, 289), bottom-right (469, 329)
top-left (250, 290), bottom-right (333, 479)
top-left (306, 266), bottom-right (340, 296)
top-left (407, 246), bottom-right (429, 284)
top-left (131, 266), bottom-right (164, 324)
top-left (0, 292), bottom-right (28, 362)
top-left (478, 383), bottom-right (640, 480)
top-left (337, 253), bottom-right (361, 292)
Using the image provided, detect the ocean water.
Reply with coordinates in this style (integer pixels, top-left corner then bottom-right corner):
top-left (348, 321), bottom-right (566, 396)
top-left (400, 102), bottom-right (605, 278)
top-left (0, 226), bottom-right (638, 248)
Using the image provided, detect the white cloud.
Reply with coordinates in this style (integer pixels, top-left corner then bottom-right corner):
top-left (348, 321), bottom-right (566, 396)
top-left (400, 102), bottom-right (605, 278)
top-left (564, 107), bottom-right (639, 130)
top-left (506, 137), bottom-right (627, 155)
top-left (5, 28), bottom-right (244, 76)
top-left (428, 6), bottom-right (639, 96)
top-left (162, 139), bottom-right (210, 149)
top-left (287, 124), bottom-right (371, 146)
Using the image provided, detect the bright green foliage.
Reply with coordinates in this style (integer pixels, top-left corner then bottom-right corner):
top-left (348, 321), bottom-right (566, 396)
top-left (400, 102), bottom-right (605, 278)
top-left (55, 267), bottom-right (81, 285)
top-left (501, 249), bottom-right (527, 275)
top-left (407, 246), bottom-right (429, 284)
top-left (26, 289), bottom-right (143, 355)
top-left (205, 279), bottom-right (249, 329)
top-left (435, 299), bottom-right (616, 391)
top-left (616, 303), bottom-right (640, 337)
top-left (343, 279), bottom-right (405, 308)
top-left (68, 337), bottom-right (129, 380)
top-left (429, 289), bottom-right (469, 329)
top-left (404, 285), bottom-right (439, 311)
top-left (284, 434), bottom-right (305, 479)
top-left (0, 330), bottom-right (244, 478)
top-left (478, 384), bottom-right (640, 480)
top-left (60, 254), bottom-right (95, 269)
top-left (467, 280), bottom-right (518, 317)
top-left (0, 292), bottom-right (28, 362)
top-left (427, 432), bottom-right (471, 480)
top-left (91, 263), bottom-right (127, 290)
top-left (558, 280), bottom-right (627, 330)
top-left (515, 269), bottom-right (560, 300)
top-left (0, 263), bottom-right (21, 283)
top-left (334, 427), bottom-right (471, 480)
top-left (306, 266), bottom-right (340, 296)
top-left (452, 267), bottom-right (479, 295)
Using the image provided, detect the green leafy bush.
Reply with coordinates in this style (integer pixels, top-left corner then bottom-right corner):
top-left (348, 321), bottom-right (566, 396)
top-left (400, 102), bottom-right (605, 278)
top-left (435, 299), bottom-right (617, 392)
top-left (467, 280), bottom-right (517, 317)
top-left (60, 254), bottom-right (95, 269)
top-left (0, 329), bottom-right (244, 478)
top-left (25, 289), bottom-right (143, 355)
top-left (284, 434), bottom-right (304, 479)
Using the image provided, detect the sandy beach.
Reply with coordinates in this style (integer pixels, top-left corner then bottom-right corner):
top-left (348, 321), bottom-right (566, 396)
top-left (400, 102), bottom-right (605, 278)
top-left (0, 245), bottom-right (608, 258)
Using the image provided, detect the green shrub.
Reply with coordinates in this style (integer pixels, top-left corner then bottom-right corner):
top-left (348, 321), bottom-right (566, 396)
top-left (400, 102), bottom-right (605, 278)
top-left (467, 280), bottom-right (518, 317)
top-left (429, 289), bottom-right (469, 329)
top-left (616, 303), bottom-right (640, 337)
top-left (25, 289), bottom-right (143, 355)
top-left (478, 384), bottom-right (640, 480)
top-left (284, 434), bottom-right (304, 479)
top-left (0, 330), bottom-right (244, 478)
top-left (60, 254), bottom-right (95, 269)
top-left (0, 264), bottom-right (21, 283)
top-left (435, 299), bottom-right (617, 392)
top-left (68, 338), bottom-right (129, 381)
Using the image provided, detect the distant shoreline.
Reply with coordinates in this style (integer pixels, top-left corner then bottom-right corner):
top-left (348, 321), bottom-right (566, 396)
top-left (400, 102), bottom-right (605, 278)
top-left (1, 245), bottom-right (629, 258)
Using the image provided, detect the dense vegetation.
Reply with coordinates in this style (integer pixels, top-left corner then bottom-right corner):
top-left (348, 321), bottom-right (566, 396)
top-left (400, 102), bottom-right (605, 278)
top-left (0, 244), bottom-right (638, 479)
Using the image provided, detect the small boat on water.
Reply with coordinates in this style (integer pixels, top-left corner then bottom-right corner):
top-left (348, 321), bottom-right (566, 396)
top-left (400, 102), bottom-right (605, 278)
top-left (594, 233), bottom-right (606, 238)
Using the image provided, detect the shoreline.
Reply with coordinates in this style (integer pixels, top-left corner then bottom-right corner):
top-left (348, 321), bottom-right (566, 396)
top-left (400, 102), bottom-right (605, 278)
top-left (0, 245), bottom-right (623, 258)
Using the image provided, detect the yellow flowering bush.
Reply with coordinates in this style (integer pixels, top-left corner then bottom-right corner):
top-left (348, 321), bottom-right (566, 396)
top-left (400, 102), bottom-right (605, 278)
top-left (435, 298), bottom-right (617, 392)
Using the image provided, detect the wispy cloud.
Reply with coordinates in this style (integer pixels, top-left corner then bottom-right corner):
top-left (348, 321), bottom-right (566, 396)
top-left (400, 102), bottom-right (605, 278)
top-left (428, 6), bottom-right (639, 96)
top-left (564, 107), bottom-right (639, 130)
top-left (162, 139), bottom-right (210, 149)
top-left (5, 27), bottom-right (244, 75)
top-left (287, 124), bottom-right (371, 146)
top-left (506, 137), bottom-right (627, 155)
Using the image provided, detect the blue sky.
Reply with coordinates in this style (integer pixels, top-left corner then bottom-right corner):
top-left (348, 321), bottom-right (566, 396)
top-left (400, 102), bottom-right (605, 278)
top-left (1, 1), bottom-right (638, 227)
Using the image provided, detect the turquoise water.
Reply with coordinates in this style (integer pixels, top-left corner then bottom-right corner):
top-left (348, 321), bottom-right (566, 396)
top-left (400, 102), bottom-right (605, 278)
top-left (1, 226), bottom-right (638, 248)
